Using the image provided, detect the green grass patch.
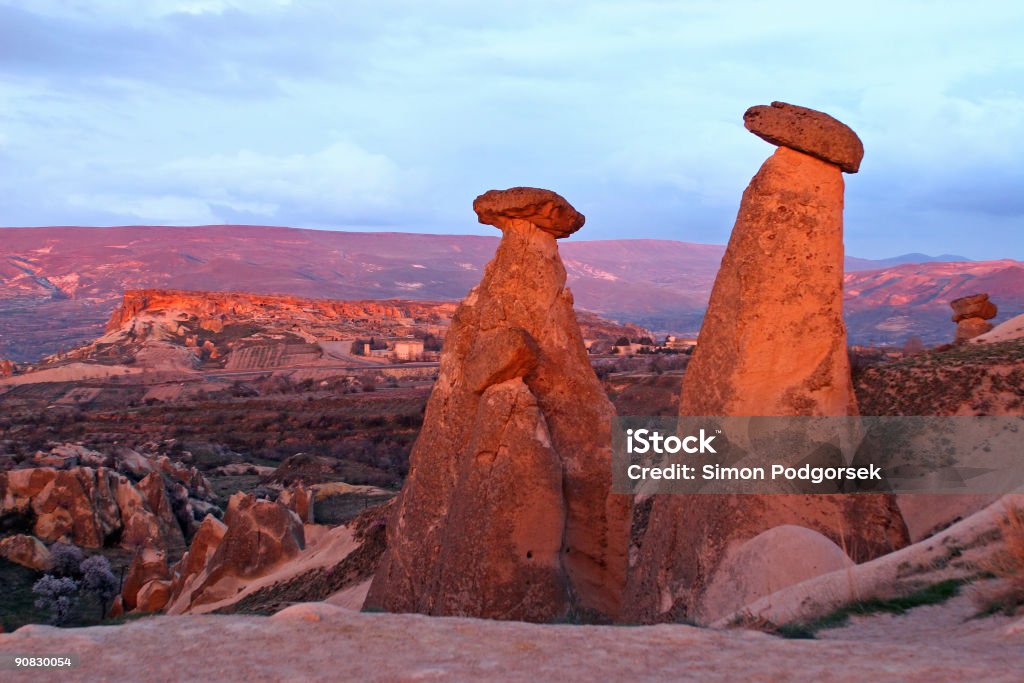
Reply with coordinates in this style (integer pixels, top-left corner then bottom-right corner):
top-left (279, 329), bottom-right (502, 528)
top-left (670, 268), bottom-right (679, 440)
top-left (776, 579), bottom-right (966, 639)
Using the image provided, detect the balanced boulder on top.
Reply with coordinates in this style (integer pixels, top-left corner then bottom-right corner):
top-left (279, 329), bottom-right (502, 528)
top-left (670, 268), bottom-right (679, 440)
top-left (472, 186), bottom-right (586, 238)
top-left (744, 101), bottom-right (865, 173)
top-left (951, 293), bottom-right (998, 341)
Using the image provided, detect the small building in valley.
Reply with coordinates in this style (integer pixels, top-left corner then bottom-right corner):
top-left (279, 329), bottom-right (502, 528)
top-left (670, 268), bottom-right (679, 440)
top-left (394, 339), bottom-right (425, 361)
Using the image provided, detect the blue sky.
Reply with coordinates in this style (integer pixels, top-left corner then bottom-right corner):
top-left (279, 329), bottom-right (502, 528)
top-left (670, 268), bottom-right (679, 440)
top-left (1, 1), bottom-right (1022, 259)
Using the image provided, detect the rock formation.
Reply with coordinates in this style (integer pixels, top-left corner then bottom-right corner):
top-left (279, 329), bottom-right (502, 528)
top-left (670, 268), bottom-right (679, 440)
top-left (277, 483), bottom-right (314, 524)
top-left (134, 578), bottom-right (172, 613)
top-left (121, 547), bottom-right (171, 612)
top-left (164, 494), bottom-right (304, 613)
top-left (698, 525), bottom-right (853, 623)
top-left (0, 456), bottom-right (206, 554)
top-left (166, 515), bottom-right (228, 612)
top-left (951, 293), bottom-right (997, 341)
top-left (0, 534), bottom-right (52, 571)
top-left (625, 104), bottom-right (908, 624)
top-left (365, 187), bottom-right (630, 622)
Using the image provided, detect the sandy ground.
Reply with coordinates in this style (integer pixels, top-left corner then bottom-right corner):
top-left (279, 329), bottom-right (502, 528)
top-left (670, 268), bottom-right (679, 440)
top-left (1, 602), bottom-right (1021, 683)
top-left (973, 314), bottom-right (1024, 343)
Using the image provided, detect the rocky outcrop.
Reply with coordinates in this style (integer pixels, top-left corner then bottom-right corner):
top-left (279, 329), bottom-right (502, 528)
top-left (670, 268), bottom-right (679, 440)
top-left (20, 443), bottom-right (212, 501)
top-left (165, 494), bottom-right (303, 613)
top-left (278, 484), bottom-right (314, 524)
top-left (366, 187), bottom-right (630, 623)
top-left (138, 473), bottom-right (187, 551)
top-left (135, 579), bottom-right (172, 613)
top-left (30, 444), bottom-right (107, 469)
top-left (166, 515), bottom-right (228, 612)
top-left (0, 465), bottom-right (193, 553)
top-left (625, 105), bottom-right (908, 624)
top-left (0, 359), bottom-right (14, 377)
top-left (122, 548), bottom-right (171, 612)
top-left (951, 293), bottom-right (997, 341)
top-left (113, 475), bottom-right (166, 551)
top-left (104, 289), bottom-right (458, 335)
top-left (19, 468), bottom-right (122, 548)
top-left (0, 534), bottom-right (52, 571)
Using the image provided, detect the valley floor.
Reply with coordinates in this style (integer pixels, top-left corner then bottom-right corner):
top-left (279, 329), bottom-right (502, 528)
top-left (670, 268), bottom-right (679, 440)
top-left (2, 599), bottom-right (1022, 682)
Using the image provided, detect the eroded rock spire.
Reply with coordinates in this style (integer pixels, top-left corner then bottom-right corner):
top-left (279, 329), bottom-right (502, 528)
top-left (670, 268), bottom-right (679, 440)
top-left (625, 104), bottom-right (909, 624)
top-left (365, 187), bottom-right (629, 622)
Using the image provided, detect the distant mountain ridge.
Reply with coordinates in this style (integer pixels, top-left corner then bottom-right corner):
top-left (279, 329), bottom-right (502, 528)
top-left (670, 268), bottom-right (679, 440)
top-left (844, 252), bottom-right (972, 271)
top-left (1, 225), bottom-right (1021, 361)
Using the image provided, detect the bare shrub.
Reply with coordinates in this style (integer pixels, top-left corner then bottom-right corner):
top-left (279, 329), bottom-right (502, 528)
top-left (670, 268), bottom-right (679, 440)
top-left (972, 504), bottom-right (1024, 615)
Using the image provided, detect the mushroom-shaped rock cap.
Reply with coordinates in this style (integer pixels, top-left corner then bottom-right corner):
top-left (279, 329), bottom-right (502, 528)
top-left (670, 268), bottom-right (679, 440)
top-left (473, 187), bottom-right (585, 238)
top-left (744, 101), bottom-right (864, 173)
top-left (950, 293), bottom-right (997, 322)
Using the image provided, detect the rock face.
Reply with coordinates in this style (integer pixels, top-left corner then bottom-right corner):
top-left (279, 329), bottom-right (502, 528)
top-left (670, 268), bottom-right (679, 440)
top-left (366, 187), bottom-right (630, 622)
top-left (675, 146), bottom-right (858, 416)
top-left (956, 317), bottom-right (995, 341)
top-left (744, 101), bottom-right (864, 173)
top-left (0, 465), bottom-right (192, 555)
top-left (0, 444), bottom-right (213, 558)
top-left (951, 293), bottom-right (997, 341)
top-left (164, 494), bottom-right (303, 612)
top-left (0, 534), bottom-right (52, 571)
top-left (278, 483), bottom-right (314, 524)
top-left (122, 547), bottom-right (171, 612)
top-left (134, 579), bottom-right (172, 613)
top-left (166, 514), bottom-right (228, 613)
top-left (625, 105), bottom-right (908, 624)
top-left (698, 525), bottom-right (853, 623)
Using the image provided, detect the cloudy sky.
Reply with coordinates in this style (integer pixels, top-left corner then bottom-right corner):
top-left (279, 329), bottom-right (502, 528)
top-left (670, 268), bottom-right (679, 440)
top-left (1, 1), bottom-right (1022, 259)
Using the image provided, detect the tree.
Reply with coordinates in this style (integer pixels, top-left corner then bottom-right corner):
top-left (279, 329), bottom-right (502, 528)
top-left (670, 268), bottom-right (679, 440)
top-left (33, 575), bottom-right (80, 626)
top-left (49, 542), bottom-right (84, 578)
top-left (422, 333), bottom-right (443, 352)
top-left (81, 555), bottom-right (120, 620)
top-left (614, 337), bottom-right (630, 347)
